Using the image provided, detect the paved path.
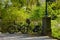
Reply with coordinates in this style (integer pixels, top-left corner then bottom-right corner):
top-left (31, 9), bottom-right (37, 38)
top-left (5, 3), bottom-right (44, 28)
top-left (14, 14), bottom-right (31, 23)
top-left (0, 34), bottom-right (57, 40)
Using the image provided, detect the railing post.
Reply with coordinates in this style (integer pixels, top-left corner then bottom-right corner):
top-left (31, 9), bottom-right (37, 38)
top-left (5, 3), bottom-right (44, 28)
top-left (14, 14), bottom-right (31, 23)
top-left (41, 0), bottom-right (52, 36)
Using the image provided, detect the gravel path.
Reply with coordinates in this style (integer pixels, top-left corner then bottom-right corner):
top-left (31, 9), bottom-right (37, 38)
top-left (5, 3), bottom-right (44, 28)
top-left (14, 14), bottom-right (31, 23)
top-left (0, 34), bottom-right (57, 40)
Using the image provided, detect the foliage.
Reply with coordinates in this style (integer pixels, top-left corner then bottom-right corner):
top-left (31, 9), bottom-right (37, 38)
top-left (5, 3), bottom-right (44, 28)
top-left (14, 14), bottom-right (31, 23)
top-left (48, 0), bottom-right (60, 39)
top-left (0, 0), bottom-right (60, 39)
top-left (30, 6), bottom-right (45, 21)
